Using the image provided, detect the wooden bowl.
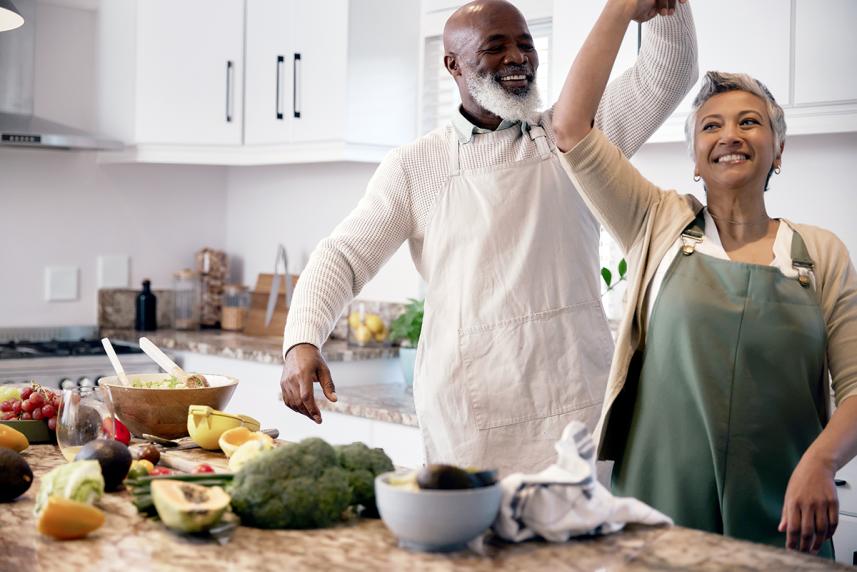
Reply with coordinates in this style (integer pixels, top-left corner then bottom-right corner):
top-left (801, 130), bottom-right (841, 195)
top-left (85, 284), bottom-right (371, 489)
top-left (100, 373), bottom-right (238, 439)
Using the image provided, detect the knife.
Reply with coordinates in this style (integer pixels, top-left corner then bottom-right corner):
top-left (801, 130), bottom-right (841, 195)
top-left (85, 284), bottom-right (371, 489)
top-left (142, 427), bottom-right (279, 450)
top-left (265, 244), bottom-right (292, 327)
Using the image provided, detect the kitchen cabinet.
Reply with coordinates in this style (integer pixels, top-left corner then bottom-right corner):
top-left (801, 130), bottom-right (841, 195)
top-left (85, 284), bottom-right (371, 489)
top-left (793, 0), bottom-right (857, 105)
top-left (97, 0), bottom-right (419, 165)
top-left (97, 0), bottom-right (245, 146)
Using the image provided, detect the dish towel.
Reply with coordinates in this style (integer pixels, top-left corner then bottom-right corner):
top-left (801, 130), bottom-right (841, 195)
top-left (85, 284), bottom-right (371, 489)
top-left (493, 421), bottom-right (672, 542)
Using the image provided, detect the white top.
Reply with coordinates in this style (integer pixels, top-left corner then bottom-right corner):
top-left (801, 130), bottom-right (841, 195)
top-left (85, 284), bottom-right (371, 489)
top-left (642, 208), bottom-right (815, 332)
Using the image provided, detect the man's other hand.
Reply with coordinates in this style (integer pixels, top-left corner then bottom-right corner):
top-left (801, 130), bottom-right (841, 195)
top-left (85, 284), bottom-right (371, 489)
top-left (624, 0), bottom-right (687, 24)
top-left (280, 343), bottom-right (337, 424)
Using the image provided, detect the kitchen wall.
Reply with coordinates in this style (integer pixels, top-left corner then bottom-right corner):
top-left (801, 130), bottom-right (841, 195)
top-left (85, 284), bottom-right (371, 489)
top-left (0, 1), bottom-right (228, 328)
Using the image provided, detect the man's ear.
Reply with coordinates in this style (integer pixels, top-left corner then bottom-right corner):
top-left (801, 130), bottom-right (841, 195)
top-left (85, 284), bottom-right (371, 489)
top-left (444, 54), bottom-right (461, 78)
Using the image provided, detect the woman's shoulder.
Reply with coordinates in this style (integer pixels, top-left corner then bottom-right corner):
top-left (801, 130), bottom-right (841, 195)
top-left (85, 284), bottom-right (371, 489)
top-left (784, 220), bottom-right (854, 280)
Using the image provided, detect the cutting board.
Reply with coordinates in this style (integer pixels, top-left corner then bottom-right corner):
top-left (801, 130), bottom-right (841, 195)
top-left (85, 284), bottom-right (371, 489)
top-left (243, 273), bottom-right (299, 337)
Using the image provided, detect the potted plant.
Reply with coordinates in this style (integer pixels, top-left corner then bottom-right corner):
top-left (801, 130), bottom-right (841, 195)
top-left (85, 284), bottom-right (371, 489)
top-left (389, 299), bottom-right (423, 387)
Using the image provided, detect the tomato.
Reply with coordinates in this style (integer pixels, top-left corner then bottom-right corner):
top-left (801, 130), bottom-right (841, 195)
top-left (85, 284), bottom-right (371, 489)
top-left (149, 467), bottom-right (173, 476)
top-left (192, 464), bottom-right (215, 474)
top-left (113, 419), bottom-right (131, 445)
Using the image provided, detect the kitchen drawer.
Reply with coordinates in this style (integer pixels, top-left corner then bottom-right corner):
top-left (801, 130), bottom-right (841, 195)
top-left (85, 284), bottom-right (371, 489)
top-left (837, 456), bottom-right (857, 516)
top-left (834, 513), bottom-right (857, 565)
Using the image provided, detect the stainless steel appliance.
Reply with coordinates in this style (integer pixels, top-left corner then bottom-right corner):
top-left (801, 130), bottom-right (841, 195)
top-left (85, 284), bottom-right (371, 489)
top-left (0, 326), bottom-right (157, 390)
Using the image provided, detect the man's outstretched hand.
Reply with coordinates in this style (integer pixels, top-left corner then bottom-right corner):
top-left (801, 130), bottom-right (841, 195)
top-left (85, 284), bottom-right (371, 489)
top-left (624, 0), bottom-right (687, 23)
top-left (280, 343), bottom-right (337, 424)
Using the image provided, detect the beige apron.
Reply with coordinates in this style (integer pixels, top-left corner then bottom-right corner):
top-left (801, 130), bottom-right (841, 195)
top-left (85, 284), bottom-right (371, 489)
top-left (413, 121), bottom-right (613, 475)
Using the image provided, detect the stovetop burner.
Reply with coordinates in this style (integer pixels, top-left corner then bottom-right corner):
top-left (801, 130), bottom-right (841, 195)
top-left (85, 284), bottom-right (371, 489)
top-left (0, 339), bottom-right (143, 360)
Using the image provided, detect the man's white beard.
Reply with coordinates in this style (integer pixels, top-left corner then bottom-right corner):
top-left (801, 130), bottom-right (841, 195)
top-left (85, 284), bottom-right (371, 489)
top-left (464, 70), bottom-right (542, 123)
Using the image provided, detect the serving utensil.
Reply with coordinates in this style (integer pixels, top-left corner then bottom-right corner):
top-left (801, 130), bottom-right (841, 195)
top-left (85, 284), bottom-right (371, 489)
top-left (138, 337), bottom-right (208, 387)
top-left (101, 337), bottom-right (131, 386)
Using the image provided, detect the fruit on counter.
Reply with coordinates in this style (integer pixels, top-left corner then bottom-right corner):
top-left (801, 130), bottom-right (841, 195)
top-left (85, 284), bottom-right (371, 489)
top-left (35, 461), bottom-right (104, 515)
top-left (151, 480), bottom-right (230, 533)
top-left (335, 442), bottom-right (395, 517)
top-left (227, 439), bottom-right (274, 472)
top-left (187, 405), bottom-right (261, 450)
top-left (149, 467), bottom-right (173, 476)
top-left (129, 443), bottom-right (161, 466)
top-left (37, 497), bottom-right (105, 540)
top-left (0, 447), bottom-right (33, 502)
top-left (0, 386), bottom-right (21, 403)
top-left (218, 426), bottom-right (275, 458)
top-left (0, 424), bottom-right (29, 452)
top-left (1, 383), bottom-right (60, 430)
top-left (113, 419), bottom-right (131, 445)
top-left (126, 473), bottom-right (234, 517)
top-left (348, 311), bottom-right (388, 344)
top-left (229, 437), bottom-right (394, 529)
top-left (74, 439), bottom-right (133, 492)
top-left (126, 460), bottom-right (151, 480)
top-left (388, 465), bottom-right (499, 492)
top-left (192, 463), bottom-right (215, 474)
top-left (137, 459), bottom-right (155, 473)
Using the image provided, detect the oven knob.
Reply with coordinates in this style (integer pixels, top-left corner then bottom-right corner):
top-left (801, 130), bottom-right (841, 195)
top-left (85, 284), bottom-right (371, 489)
top-left (60, 378), bottom-right (76, 390)
top-left (79, 377), bottom-right (94, 388)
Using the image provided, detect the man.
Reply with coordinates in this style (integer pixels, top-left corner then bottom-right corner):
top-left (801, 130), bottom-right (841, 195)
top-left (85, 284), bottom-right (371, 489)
top-left (281, 0), bottom-right (697, 475)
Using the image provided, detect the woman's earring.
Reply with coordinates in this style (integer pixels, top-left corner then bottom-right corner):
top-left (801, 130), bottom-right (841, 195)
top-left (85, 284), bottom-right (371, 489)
top-left (693, 174), bottom-right (701, 182)
top-left (774, 166), bottom-right (782, 175)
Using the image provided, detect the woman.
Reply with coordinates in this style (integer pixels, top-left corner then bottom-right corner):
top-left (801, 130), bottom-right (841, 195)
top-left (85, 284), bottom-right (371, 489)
top-left (549, 0), bottom-right (857, 557)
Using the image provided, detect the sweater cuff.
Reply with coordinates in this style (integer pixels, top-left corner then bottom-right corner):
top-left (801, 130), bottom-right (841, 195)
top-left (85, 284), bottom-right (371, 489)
top-left (282, 313), bottom-right (329, 359)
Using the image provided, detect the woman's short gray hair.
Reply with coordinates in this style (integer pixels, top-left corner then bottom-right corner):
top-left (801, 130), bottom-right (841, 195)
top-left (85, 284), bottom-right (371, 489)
top-left (684, 71), bottom-right (787, 158)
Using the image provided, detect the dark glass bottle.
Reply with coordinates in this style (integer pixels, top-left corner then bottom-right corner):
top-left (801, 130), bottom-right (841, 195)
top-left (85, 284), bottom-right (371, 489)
top-left (135, 279), bottom-right (158, 331)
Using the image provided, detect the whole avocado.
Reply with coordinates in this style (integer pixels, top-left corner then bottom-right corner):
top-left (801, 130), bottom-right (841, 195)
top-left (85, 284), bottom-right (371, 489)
top-left (416, 464), bottom-right (473, 490)
top-left (75, 439), bottom-right (132, 491)
top-left (0, 447), bottom-right (33, 501)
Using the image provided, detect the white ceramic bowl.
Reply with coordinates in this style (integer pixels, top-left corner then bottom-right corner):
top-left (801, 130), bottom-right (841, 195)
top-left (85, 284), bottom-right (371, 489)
top-left (374, 472), bottom-right (502, 552)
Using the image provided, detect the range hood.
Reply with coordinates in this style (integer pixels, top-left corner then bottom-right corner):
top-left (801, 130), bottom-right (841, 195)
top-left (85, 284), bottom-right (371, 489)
top-left (0, 0), bottom-right (121, 150)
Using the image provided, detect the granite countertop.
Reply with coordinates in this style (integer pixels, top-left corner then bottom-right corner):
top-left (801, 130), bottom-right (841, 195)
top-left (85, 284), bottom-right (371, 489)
top-left (1, 444), bottom-right (846, 572)
top-left (102, 328), bottom-right (399, 364)
top-left (313, 383), bottom-right (418, 427)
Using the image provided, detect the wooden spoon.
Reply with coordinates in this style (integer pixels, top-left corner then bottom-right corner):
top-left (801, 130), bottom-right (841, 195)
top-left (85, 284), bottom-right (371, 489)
top-left (101, 337), bottom-right (131, 386)
top-left (138, 337), bottom-right (208, 387)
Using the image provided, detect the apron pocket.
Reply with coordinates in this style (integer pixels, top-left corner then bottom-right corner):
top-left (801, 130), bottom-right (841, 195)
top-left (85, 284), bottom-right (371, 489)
top-left (459, 301), bottom-right (612, 430)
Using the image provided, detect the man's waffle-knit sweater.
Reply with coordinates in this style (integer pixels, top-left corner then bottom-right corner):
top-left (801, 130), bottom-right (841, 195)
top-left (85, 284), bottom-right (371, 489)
top-left (283, 5), bottom-right (698, 354)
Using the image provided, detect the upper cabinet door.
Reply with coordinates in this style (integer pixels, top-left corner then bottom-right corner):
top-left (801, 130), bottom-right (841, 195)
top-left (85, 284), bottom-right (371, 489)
top-left (244, 0), bottom-right (293, 145)
top-left (289, 0), bottom-right (349, 143)
top-left (134, 0), bottom-right (245, 145)
top-left (674, 0), bottom-right (791, 114)
top-left (794, 0), bottom-right (857, 105)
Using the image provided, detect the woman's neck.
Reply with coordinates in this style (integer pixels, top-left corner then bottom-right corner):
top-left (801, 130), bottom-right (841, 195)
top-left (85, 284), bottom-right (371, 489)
top-left (706, 191), bottom-right (775, 249)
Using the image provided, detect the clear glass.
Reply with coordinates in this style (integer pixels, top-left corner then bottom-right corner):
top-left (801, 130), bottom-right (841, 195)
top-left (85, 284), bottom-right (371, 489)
top-left (346, 301), bottom-right (392, 348)
top-left (174, 269), bottom-right (201, 330)
top-left (56, 387), bottom-right (115, 462)
top-left (221, 284), bottom-right (249, 331)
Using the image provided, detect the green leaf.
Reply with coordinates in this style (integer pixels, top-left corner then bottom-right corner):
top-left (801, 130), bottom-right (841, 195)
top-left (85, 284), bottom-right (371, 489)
top-left (618, 259), bottom-right (628, 278)
top-left (600, 268), bottom-right (612, 288)
top-left (389, 298), bottom-right (424, 347)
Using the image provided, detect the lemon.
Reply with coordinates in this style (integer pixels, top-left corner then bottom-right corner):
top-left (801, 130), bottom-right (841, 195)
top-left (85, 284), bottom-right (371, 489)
top-left (373, 325), bottom-right (387, 342)
top-left (348, 311), bottom-right (362, 330)
top-left (353, 324), bottom-right (372, 344)
top-left (365, 314), bottom-right (384, 335)
top-left (228, 440), bottom-right (274, 472)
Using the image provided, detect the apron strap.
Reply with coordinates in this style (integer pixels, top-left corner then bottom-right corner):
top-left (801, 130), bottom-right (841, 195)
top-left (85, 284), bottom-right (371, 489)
top-left (448, 129), bottom-right (462, 176)
top-left (527, 124), bottom-right (553, 159)
top-left (790, 229), bottom-right (815, 288)
top-left (680, 210), bottom-right (706, 256)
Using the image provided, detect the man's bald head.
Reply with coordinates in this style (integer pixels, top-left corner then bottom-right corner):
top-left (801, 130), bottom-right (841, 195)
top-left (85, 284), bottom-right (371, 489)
top-left (442, 0), bottom-right (540, 127)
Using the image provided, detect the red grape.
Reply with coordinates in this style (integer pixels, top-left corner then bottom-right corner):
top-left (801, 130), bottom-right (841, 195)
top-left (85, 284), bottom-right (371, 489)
top-left (41, 404), bottom-right (56, 418)
top-left (20, 400), bottom-right (33, 413)
top-left (20, 387), bottom-right (32, 400)
top-left (31, 407), bottom-right (43, 420)
top-left (0, 401), bottom-right (11, 412)
top-left (29, 393), bottom-right (45, 407)
top-left (11, 401), bottom-right (21, 415)
top-left (47, 417), bottom-right (57, 431)
top-left (20, 412), bottom-right (32, 420)
top-left (1, 412), bottom-right (14, 421)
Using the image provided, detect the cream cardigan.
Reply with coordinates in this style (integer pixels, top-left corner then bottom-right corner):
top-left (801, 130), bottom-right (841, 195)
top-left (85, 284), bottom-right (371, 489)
top-left (561, 128), bottom-right (857, 460)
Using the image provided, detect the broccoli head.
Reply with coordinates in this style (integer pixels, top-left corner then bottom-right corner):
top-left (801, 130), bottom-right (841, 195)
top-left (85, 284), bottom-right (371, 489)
top-left (229, 439), bottom-right (351, 529)
top-left (335, 442), bottom-right (394, 516)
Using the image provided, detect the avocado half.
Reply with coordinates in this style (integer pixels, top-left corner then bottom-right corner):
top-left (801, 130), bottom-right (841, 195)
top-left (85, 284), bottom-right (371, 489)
top-left (151, 480), bottom-right (230, 533)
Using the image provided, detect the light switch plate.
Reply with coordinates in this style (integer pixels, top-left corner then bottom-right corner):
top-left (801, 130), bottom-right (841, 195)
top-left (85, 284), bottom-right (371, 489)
top-left (97, 255), bottom-right (130, 288)
top-left (45, 266), bottom-right (79, 301)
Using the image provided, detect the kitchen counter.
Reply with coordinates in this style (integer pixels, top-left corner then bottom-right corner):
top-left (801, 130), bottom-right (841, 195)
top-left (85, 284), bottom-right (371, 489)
top-left (102, 328), bottom-right (399, 364)
top-left (1, 444), bottom-right (845, 572)
top-left (313, 383), bottom-right (418, 427)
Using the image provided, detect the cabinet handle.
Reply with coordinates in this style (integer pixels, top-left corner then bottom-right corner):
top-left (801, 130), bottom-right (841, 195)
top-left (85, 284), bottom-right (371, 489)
top-left (225, 60), bottom-right (234, 123)
top-left (276, 55), bottom-right (285, 120)
top-left (293, 52), bottom-right (301, 119)
top-left (836, 479), bottom-right (848, 487)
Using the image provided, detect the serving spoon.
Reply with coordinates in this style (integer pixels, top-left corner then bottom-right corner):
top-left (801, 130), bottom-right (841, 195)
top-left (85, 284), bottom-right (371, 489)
top-left (101, 337), bottom-right (131, 386)
top-left (138, 337), bottom-right (208, 387)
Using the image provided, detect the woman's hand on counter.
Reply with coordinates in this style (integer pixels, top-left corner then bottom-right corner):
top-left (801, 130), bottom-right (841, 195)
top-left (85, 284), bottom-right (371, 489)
top-left (280, 344), bottom-right (338, 424)
top-left (778, 454), bottom-right (838, 554)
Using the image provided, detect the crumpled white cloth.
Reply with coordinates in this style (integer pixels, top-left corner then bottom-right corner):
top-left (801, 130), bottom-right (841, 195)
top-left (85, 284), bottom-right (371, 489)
top-left (493, 421), bottom-right (672, 542)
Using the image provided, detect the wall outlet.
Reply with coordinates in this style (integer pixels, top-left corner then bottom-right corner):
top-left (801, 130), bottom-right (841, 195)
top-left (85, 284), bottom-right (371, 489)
top-left (45, 266), bottom-right (79, 301)
top-left (97, 255), bottom-right (130, 288)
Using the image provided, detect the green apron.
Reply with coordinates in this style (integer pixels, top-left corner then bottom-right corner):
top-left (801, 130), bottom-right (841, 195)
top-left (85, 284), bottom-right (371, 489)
top-left (612, 212), bottom-right (831, 557)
